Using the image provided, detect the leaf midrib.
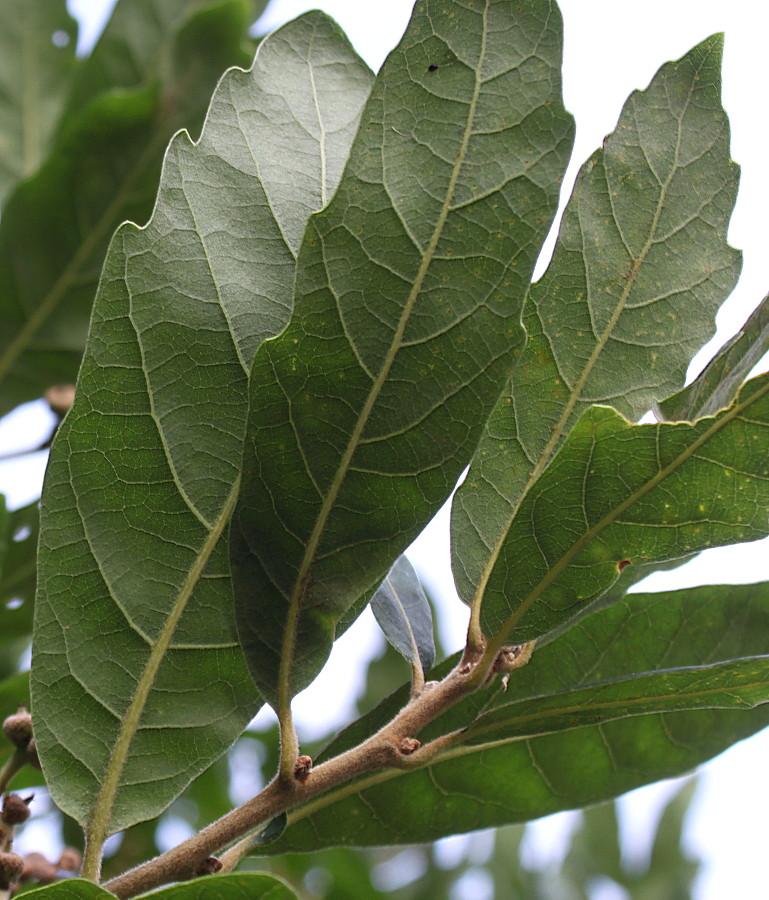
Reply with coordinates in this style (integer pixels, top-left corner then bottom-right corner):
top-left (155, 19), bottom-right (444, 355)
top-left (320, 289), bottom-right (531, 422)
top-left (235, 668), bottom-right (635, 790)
top-left (281, 655), bottom-right (769, 834)
top-left (275, 4), bottom-right (491, 712)
top-left (485, 374), bottom-right (769, 659)
top-left (81, 476), bottom-right (241, 880)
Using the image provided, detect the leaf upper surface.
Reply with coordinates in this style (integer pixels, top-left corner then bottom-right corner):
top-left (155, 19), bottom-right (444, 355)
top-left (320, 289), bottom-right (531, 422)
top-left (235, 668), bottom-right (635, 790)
top-left (231, 0), bottom-right (575, 705)
top-left (261, 582), bottom-right (769, 852)
top-left (31, 12), bottom-right (372, 835)
top-left (452, 36), bottom-right (740, 608)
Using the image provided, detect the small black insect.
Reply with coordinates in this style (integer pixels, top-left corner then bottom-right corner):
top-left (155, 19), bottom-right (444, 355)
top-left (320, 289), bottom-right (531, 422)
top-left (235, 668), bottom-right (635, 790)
top-left (428, 63), bottom-right (439, 72)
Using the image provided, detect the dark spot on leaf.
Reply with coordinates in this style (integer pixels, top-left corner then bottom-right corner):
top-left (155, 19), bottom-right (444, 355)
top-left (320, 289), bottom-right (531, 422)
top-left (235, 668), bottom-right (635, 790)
top-left (428, 64), bottom-right (439, 72)
top-left (617, 559), bottom-right (631, 573)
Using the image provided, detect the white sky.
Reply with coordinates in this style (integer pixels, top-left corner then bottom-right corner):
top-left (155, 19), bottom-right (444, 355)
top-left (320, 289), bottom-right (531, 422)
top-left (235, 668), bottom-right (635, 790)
top-left (6, 2), bottom-right (769, 898)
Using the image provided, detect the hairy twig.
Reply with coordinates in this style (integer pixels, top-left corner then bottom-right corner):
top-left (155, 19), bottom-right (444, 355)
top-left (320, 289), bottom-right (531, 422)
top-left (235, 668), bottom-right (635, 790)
top-left (104, 648), bottom-right (504, 898)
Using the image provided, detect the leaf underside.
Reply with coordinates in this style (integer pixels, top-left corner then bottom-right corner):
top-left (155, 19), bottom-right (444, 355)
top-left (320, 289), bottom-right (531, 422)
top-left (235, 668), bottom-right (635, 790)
top-left (32, 12), bottom-right (372, 834)
top-left (230, 0), bottom-right (575, 706)
top-left (452, 35), bottom-right (740, 609)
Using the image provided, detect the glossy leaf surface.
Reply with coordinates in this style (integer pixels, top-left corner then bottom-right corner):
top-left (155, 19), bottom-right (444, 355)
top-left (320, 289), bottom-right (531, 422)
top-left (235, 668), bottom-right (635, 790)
top-left (371, 555), bottom-right (435, 674)
top-left (452, 36), bottom-right (740, 607)
top-left (231, 0), bottom-right (575, 705)
top-left (32, 12), bottom-right (372, 835)
top-left (261, 582), bottom-right (769, 851)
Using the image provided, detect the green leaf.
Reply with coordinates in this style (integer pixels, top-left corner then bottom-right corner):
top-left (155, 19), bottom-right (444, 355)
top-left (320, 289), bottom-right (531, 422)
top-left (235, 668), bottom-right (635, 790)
top-left (478, 373), bottom-right (769, 647)
top-left (0, 0), bottom-right (78, 202)
top-left (60, 0), bottom-right (267, 123)
top-left (462, 655), bottom-right (769, 744)
top-left (452, 35), bottom-right (740, 610)
top-left (144, 873), bottom-right (297, 899)
top-left (19, 881), bottom-right (115, 899)
top-left (32, 11), bottom-right (372, 840)
top-left (260, 582), bottom-right (769, 852)
top-left (657, 291), bottom-right (769, 421)
top-left (230, 0), bottom-right (575, 705)
top-left (370, 555), bottom-right (435, 674)
top-left (0, 0), bottom-right (257, 415)
top-left (0, 500), bottom-right (39, 649)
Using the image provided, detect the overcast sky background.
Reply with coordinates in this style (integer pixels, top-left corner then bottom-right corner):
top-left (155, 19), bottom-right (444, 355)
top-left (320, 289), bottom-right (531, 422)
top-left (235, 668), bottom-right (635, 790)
top-left (7, 2), bottom-right (769, 898)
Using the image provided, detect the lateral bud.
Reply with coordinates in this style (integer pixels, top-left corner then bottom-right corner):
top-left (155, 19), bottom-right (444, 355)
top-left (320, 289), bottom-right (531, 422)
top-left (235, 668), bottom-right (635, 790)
top-left (397, 737), bottom-right (421, 755)
top-left (293, 755), bottom-right (313, 783)
top-left (193, 856), bottom-right (223, 877)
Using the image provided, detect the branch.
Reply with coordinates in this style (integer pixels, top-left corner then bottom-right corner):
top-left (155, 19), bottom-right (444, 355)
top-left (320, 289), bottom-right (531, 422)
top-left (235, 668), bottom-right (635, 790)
top-left (105, 651), bottom-right (503, 898)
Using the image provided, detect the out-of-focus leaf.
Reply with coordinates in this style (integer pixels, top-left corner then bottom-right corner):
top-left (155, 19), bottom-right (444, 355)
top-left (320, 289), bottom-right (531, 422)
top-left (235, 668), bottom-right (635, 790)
top-left (60, 0), bottom-right (267, 121)
top-left (146, 873), bottom-right (297, 899)
top-left (0, 500), bottom-right (39, 647)
top-left (371, 556), bottom-right (435, 674)
top-left (452, 36), bottom-right (740, 615)
top-left (260, 582), bottom-right (769, 851)
top-left (32, 11), bottom-right (372, 841)
top-left (19, 882), bottom-right (115, 899)
top-left (0, 0), bottom-right (77, 202)
top-left (231, 0), bottom-right (575, 706)
top-left (0, 1), bottom-right (258, 415)
top-left (477, 374), bottom-right (769, 647)
top-left (657, 292), bottom-right (769, 422)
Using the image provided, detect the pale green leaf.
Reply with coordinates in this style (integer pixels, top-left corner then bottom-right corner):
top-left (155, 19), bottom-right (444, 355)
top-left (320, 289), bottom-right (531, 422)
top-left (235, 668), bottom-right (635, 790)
top-left (478, 373), bottom-right (769, 647)
top-left (32, 11), bottom-right (372, 837)
top-left (231, 0), bottom-right (575, 705)
top-left (657, 291), bottom-right (769, 421)
top-left (19, 881), bottom-right (115, 899)
top-left (452, 36), bottom-right (740, 610)
top-left (371, 555), bottom-right (435, 673)
top-left (143, 873), bottom-right (297, 899)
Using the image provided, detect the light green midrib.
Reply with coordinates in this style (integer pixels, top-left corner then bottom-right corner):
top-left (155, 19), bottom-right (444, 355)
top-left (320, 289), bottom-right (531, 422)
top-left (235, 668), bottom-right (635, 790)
top-left (275, 7), bottom-right (491, 711)
top-left (486, 374), bottom-right (769, 660)
top-left (81, 475), bottom-right (241, 880)
top-left (469, 73), bottom-right (693, 636)
top-left (464, 663), bottom-right (769, 740)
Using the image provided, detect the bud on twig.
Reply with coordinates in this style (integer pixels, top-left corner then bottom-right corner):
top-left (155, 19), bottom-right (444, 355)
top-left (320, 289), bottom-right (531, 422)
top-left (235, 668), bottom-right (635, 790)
top-left (2, 709), bottom-right (32, 750)
top-left (192, 856), bottom-right (222, 877)
top-left (293, 755), bottom-right (313, 783)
